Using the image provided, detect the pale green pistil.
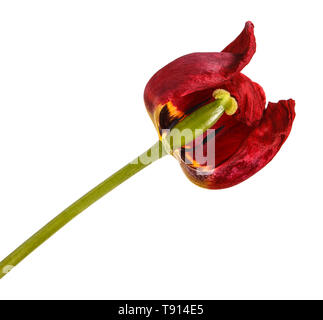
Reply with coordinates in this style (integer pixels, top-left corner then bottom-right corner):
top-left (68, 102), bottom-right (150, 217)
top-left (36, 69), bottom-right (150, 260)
top-left (162, 89), bottom-right (238, 153)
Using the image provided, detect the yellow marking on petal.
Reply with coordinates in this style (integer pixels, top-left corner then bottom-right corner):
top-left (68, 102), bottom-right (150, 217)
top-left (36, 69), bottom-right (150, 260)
top-left (166, 101), bottom-right (185, 119)
top-left (184, 152), bottom-right (201, 167)
top-left (153, 101), bottom-right (185, 139)
top-left (183, 152), bottom-right (215, 173)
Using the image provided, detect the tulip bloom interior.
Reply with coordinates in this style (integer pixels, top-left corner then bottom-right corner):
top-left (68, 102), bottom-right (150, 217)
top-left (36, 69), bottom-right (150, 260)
top-left (0, 22), bottom-right (295, 279)
top-left (144, 21), bottom-right (295, 189)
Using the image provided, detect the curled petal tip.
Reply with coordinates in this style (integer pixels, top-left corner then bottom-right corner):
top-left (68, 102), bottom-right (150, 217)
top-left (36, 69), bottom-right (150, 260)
top-left (222, 21), bottom-right (256, 71)
top-left (144, 21), bottom-right (258, 127)
top-left (245, 21), bottom-right (255, 31)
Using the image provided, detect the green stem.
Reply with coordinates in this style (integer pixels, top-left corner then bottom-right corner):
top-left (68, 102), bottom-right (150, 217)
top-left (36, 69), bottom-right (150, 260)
top-left (0, 140), bottom-right (166, 279)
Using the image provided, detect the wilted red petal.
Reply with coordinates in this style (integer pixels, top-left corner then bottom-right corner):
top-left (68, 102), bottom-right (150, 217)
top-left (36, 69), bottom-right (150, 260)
top-left (180, 99), bottom-right (296, 189)
top-left (221, 73), bottom-right (266, 126)
top-left (222, 21), bottom-right (256, 71)
top-left (144, 22), bottom-right (257, 117)
top-left (181, 112), bottom-right (253, 169)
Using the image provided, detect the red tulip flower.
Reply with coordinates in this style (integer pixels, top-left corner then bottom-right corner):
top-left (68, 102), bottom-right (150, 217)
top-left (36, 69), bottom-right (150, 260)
top-left (144, 21), bottom-right (295, 189)
top-left (0, 22), bottom-right (295, 278)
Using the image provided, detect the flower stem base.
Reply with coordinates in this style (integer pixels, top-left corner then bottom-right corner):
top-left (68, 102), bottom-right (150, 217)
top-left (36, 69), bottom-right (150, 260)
top-left (0, 140), bottom-right (165, 279)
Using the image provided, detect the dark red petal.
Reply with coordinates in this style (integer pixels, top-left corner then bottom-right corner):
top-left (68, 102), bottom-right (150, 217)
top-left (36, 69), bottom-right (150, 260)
top-left (180, 99), bottom-right (296, 189)
top-left (156, 72), bottom-right (266, 132)
top-left (222, 21), bottom-right (256, 72)
top-left (221, 73), bottom-right (266, 126)
top-left (182, 113), bottom-right (253, 168)
top-left (144, 22), bottom-right (256, 116)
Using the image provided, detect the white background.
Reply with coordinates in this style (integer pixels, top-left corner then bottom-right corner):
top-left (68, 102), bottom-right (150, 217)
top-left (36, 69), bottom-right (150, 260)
top-left (0, 0), bottom-right (322, 299)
